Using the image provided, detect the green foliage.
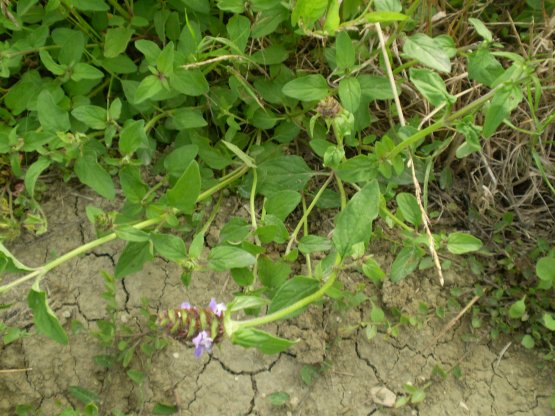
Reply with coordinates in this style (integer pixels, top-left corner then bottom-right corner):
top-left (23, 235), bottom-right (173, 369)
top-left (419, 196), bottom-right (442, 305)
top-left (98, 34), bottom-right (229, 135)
top-left (0, 3), bottom-right (552, 410)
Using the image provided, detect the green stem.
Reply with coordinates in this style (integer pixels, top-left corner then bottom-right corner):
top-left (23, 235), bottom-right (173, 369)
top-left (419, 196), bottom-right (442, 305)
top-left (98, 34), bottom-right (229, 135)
top-left (0, 165), bottom-right (249, 294)
top-left (144, 110), bottom-right (174, 132)
top-left (285, 173), bottom-right (334, 254)
top-left (233, 254), bottom-right (342, 331)
top-left (386, 82), bottom-right (511, 159)
top-left (106, 0), bottom-right (132, 19)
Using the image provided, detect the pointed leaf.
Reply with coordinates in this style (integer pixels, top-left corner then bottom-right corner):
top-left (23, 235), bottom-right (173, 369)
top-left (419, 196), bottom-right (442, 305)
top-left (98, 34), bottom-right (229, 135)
top-left (166, 160), bottom-right (201, 214)
top-left (282, 75), bottom-right (329, 101)
top-left (231, 328), bottom-right (297, 354)
top-left (28, 289), bottom-right (68, 345)
top-left (333, 180), bottom-right (380, 257)
top-left (403, 33), bottom-right (451, 73)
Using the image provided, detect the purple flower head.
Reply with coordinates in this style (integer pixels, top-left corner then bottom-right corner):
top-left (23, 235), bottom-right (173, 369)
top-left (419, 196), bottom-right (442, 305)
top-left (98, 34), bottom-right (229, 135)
top-left (209, 298), bottom-right (226, 317)
top-left (180, 301), bottom-right (191, 310)
top-left (192, 330), bottom-right (213, 358)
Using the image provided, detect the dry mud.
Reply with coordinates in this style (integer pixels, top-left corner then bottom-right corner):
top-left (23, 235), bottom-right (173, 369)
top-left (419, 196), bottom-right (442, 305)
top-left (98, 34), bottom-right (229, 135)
top-left (1, 187), bottom-right (553, 416)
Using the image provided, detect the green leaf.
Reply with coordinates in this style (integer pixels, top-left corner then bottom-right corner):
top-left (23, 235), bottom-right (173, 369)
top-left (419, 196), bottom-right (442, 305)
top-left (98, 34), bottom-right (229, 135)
top-left (469, 18), bottom-right (493, 42)
top-left (229, 296), bottom-right (271, 312)
top-left (300, 365), bottom-right (319, 386)
top-left (71, 105), bottom-right (107, 129)
top-left (396, 192), bottom-right (421, 226)
top-left (282, 75), bottom-right (329, 101)
top-left (114, 226), bottom-right (150, 242)
top-left (291, 0), bottom-right (328, 28)
top-left (0, 243), bottom-right (35, 275)
top-left (268, 277), bottom-right (319, 315)
top-left (127, 369), bottom-right (146, 385)
top-left (151, 233), bottom-right (187, 262)
top-left (72, 0), bottom-right (109, 11)
top-left (323, 0), bottom-right (340, 33)
top-left (256, 215), bottom-right (288, 244)
top-left (521, 334), bottom-right (534, 349)
top-left (222, 140), bottom-right (255, 168)
top-left (75, 153), bottom-right (115, 200)
top-left (455, 117), bottom-right (482, 158)
top-left (390, 246), bottom-right (421, 283)
top-left (119, 119), bottom-right (148, 155)
top-left (164, 145), bottom-right (199, 178)
top-left (5, 70), bottom-right (43, 115)
top-left (36, 90), bottom-right (70, 131)
top-left (264, 190), bottom-right (301, 221)
top-left (257, 155), bottom-right (313, 196)
top-left (375, 0), bottom-right (402, 12)
top-left (217, 0), bottom-right (245, 13)
top-left (338, 77), bottom-right (361, 113)
top-left (153, 403), bottom-right (178, 415)
top-left (231, 268), bottom-right (255, 286)
top-left (208, 246), bottom-right (257, 271)
top-left (333, 181), bottom-right (380, 257)
top-left (447, 232), bottom-right (483, 254)
top-left (536, 257), bottom-right (555, 284)
top-left (227, 15), bottom-right (251, 52)
top-left (370, 305), bottom-right (385, 324)
top-left (358, 75), bottom-right (396, 101)
top-left (39, 50), bottom-right (66, 75)
top-left (363, 11), bottom-right (408, 22)
top-left (508, 297), bottom-right (526, 319)
top-left (166, 160), bottom-right (201, 214)
top-left (135, 39), bottom-right (161, 64)
top-left (157, 42), bottom-right (175, 75)
top-left (336, 31), bottom-right (355, 70)
top-left (542, 313), bottom-right (555, 331)
top-left (409, 68), bottom-right (455, 107)
top-left (104, 27), bottom-right (134, 58)
top-left (219, 217), bottom-right (251, 243)
top-left (119, 165), bottom-right (148, 203)
top-left (403, 33), bottom-right (452, 73)
top-left (336, 155), bottom-right (378, 184)
top-left (298, 235), bottom-right (332, 254)
top-left (28, 289), bottom-right (68, 345)
top-left (468, 48), bottom-right (504, 87)
top-left (362, 257), bottom-right (385, 284)
top-left (268, 391), bottom-right (290, 406)
top-left (172, 108), bottom-right (208, 129)
top-left (482, 85), bottom-right (523, 138)
top-left (25, 157), bottom-right (50, 198)
top-left (71, 63), bottom-right (104, 81)
top-left (258, 256), bottom-right (291, 289)
top-left (114, 241), bottom-right (153, 279)
top-left (134, 75), bottom-right (164, 103)
top-left (170, 69), bottom-right (209, 96)
top-left (68, 386), bottom-right (100, 405)
top-left (231, 328), bottom-right (297, 354)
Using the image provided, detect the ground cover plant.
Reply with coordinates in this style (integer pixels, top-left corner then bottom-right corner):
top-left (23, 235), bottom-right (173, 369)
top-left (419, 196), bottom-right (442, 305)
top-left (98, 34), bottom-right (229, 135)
top-left (0, 0), bottom-right (554, 414)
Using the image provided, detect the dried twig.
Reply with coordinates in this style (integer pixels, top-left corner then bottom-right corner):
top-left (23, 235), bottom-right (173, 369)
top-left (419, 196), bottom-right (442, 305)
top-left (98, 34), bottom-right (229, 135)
top-left (424, 294), bottom-right (481, 351)
top-left (375, 22), bottom-right (445, 286)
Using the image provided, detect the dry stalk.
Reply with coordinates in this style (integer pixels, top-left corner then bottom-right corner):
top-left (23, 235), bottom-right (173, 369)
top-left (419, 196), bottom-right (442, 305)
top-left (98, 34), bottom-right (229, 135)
top-left (375, 22), bottom-right (445, 286)
top-left (424, 294), bottom-right (481, 351)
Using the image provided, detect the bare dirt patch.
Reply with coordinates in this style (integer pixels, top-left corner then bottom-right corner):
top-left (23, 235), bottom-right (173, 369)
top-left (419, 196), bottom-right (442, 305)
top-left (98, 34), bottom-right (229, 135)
top-left (1, 186), bottom-right (553, 415)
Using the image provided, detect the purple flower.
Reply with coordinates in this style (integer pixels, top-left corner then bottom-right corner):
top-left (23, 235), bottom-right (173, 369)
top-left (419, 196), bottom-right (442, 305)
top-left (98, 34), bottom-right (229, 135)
top-left (192, 330), bottom-right (213, 357)
top-left (209, 298), bottom-right (226, 317)
top-left (180, 301), bottom-right (191, 310)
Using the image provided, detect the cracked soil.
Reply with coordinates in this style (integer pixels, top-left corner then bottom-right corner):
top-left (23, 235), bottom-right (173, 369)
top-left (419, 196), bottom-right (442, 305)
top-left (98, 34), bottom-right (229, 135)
top-left (1, 186), bottom-right (553, 415)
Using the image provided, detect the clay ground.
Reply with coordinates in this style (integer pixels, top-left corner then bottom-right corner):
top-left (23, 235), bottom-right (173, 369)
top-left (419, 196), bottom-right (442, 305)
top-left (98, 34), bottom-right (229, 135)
top-left (1, 187), bottom-right (553, 416)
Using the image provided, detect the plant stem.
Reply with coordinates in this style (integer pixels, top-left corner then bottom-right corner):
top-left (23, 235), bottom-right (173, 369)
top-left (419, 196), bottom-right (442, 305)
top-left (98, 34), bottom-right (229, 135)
top-left (386, 80), bottom-right (523, 159)
top-left (285, 173), bottom-right (334, 255)
top-left (106, 0), bottom-right (132, 20)
top-left (232, 254), bottom-right (342, 331)
top-left (0, 165), bottom-right (249, 294)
